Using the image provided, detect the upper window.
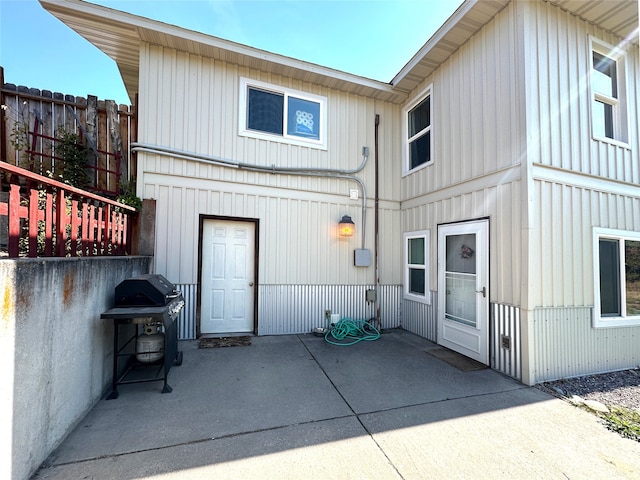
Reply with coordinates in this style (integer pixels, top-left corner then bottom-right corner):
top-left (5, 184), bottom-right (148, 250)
top-left (590, 38), bottom-right (628, 144)
top-left (403, 85), bottom-right (433, 174)
top-left (404, 230), bottom-right (430, 304)
top-left (239, 78), bottom-right (327, 149)
top-left (593, 228), bottom-right (640, 327)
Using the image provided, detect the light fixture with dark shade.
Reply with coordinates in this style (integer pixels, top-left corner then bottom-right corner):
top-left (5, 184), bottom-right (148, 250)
top-left (338, 215), bottom-right (355, 237)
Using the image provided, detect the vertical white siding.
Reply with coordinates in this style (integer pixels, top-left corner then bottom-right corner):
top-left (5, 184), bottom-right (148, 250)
top-left (533, 306), bottom-right (639, 382)
top-left (258, 284), bottom-right (402, 335)
top-left (401, 2), bottom-right (525, 201)
top-left (139, 44), bottom-right (401, 200)
top-left (491, 303), bottom-right (522, 381)
top-left (402, 179), bottom-right (523, 307)
top-left (402, 293), bottom-right (437, 342)
top-left (524, 1), bottom-right (639, 182)
top-left (137, 45), bottom-right (402, 290)
top-left (146, 170), bottom-right (400, 286)
top-left (532, 178), bottom-right (640, 307)
top-left (174, 283), bottom-right (197, 340)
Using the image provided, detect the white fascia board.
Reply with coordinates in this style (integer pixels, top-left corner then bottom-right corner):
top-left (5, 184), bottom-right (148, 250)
top-left (391, 0), bottom-right (478, 86)
top-left (39, 0), bottom-right (396, 98)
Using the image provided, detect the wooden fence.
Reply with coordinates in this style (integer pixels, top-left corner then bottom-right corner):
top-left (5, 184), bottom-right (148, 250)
top-left (0, 67), bottom-right (137, 197)
top-left (0, 161), bottom-right (136, 258)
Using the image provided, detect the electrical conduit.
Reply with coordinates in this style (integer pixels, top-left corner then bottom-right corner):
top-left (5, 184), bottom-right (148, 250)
top-left (131, 142), bottom-right (369, 249)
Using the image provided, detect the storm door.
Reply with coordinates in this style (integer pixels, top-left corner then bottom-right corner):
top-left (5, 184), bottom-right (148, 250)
top-left (437, 220), bottom-right (489, 364)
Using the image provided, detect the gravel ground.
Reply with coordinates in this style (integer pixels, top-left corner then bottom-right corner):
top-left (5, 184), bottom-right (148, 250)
top-left (536, 367), bottom-right (640, 412)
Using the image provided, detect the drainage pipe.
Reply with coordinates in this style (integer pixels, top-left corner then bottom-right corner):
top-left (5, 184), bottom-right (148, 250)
top-left (374, 114), bottom-right (381, 327)
top-left (131, 142), bottom-right (369, 249)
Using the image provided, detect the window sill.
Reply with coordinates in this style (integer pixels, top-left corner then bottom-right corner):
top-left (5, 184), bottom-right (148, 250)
top-left (402, 160), bottom-right (433, 178)
top-left (239, 130), bottom-right (327, 150)
top-left (592, 136), bottom-right (631, 151)
top-left (593, 315), bottom-right (640, 328)
top-left (403, 293), bottom-right (431, 305)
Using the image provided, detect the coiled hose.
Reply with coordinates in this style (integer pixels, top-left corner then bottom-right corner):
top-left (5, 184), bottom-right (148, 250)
top-left (324, 318), bottom-right (380, 346)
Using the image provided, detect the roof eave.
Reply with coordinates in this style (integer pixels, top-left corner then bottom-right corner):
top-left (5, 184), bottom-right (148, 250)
top-left (39, 0), bottom-right (402, 104)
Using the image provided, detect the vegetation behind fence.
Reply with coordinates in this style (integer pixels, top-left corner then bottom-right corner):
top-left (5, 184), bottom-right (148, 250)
top-left (0, 67), bottom-right (137, 197)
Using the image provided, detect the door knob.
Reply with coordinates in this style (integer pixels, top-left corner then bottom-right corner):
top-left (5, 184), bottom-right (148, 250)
top-left (249, 282), bottom-right (254, 287)
top-left (477, 286), bottom-right (486, 297)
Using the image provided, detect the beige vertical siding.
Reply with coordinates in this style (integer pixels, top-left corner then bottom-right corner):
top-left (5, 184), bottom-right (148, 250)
top-left (531, 178), bottom-right (640, 307)
top-left (402, 178), bottom-right (523, 306)
top-left (533, 306), bottom-right (639, 383)
top-left (137, 43), bottom-right (403, 288)
top-left (139, 44), bottom-right (401, 199)
top-left (258, 284), bottom-right (402, 335)
top-left (524, 1), bottom-right (639, 182)
top-left (144, 168), bottom-right (400, 286)
top-left (401, 2), bottom-right (525, 202)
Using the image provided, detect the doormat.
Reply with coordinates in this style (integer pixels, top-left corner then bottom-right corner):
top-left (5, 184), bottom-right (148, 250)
top-left (198, 336), bottom-right (252, 349)
top-left (427, 347), bottom-right (487, 372)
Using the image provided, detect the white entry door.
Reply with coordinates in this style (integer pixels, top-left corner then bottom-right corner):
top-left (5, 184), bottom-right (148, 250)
top-left (437, 220), bottom-right (489, 364)
top-left (201, 219), bottom-right (255, 334)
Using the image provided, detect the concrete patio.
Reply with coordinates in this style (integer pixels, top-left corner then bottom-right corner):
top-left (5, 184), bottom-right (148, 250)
top-left (32, 330), bottom-right (640, 479)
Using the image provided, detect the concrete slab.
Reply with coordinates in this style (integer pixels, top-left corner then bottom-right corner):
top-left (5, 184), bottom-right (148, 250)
top-left (300, 329), bottom-right (523, 414)
top-left (47, 335), bottom-right (352, 465)
top-left (34, 417), bottom-right (402, 480)
top-left (360, 387), bottom-right (640, 479)
top-left (32, 330), bottom-right (640, 480)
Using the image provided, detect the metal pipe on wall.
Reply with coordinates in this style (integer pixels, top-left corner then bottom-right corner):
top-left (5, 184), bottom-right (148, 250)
top-left (131, 142), bottom-right (369, 249)
top-left (374, 114), bottom-right (381, 326)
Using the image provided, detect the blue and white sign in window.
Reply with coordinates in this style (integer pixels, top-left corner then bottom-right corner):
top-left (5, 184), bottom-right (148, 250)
top-left (240, 78), bottom-right (326, 149)
top-left (287, 97), bottom-right (320, 140)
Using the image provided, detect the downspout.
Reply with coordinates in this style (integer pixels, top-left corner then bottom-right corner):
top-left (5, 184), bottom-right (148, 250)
top-left (374, 114), bottom-right (381, 328)
top-left (131, 142), bottom-right (369, 249)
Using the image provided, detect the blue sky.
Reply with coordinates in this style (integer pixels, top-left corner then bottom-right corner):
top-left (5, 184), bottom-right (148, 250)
top-left (1, 0), bottom-right (462, 105)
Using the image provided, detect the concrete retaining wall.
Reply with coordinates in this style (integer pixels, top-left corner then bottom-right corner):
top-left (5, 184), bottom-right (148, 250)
top-left (0, 256), bottom-right (152, 480)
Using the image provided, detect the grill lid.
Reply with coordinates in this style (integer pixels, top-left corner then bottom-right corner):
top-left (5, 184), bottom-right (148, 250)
top-left (115, 274), bottom-right (179, 306)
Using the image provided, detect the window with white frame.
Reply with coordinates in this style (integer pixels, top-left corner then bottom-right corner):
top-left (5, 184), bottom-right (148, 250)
top-left (404, 230), bottom-right (430, 304)
top-left (590, 38), bottom-right (628, 144)
top-left (403, 85), bottom-right (433, 174)
top-left (239, 78), bottom-right (327, 149)
top-left (593, 228), bottom-right (640, 327)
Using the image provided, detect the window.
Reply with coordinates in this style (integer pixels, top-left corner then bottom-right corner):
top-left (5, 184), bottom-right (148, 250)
top-left (403, 85), bottom-right (433, 174)
top-left (239, 78), bottom-right (326, 149)
top-left (590, 38), bottom-right (628, 144)
top-left (593, 228), bottom-right (640, 327)
top-left (404, 230), bottom-right (430, 304)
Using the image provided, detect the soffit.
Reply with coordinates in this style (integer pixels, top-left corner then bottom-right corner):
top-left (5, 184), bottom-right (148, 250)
top-left (391, 0), bottom-right (639, 96)
top-left (39, 0), bottom-right (401, 104)
top-left (391, 0), bottom-right (511, 94)
top-left (549, 0), bottom-right (639, 44)
top-left (40, 0), bottom-right (639, 106)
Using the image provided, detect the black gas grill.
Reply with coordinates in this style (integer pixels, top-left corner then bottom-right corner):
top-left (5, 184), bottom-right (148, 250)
top-left (101, 274), bottom-right (185, 399)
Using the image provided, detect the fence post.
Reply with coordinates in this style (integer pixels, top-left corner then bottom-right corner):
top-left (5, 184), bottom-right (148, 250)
top-left (8, 183), bottom-right (21, 257)
top-left (28, 185), bottom-right (39, 257)
top-left (56, 188), bottom-right (66, 257)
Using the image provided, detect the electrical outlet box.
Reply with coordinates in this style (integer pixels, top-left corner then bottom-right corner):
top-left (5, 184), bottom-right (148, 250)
top-left (349, 188), bottom-right (359, 200)
top-left (354, 248), bottom-right (371, 267)
top-left (501, 335), bottom-right (511, 350)
top-left (366, 289), bottom-right (377, 302)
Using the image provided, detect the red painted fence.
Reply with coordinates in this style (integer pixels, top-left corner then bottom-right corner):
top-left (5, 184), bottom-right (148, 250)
top-left (0, 161), bottom-right (136, 258)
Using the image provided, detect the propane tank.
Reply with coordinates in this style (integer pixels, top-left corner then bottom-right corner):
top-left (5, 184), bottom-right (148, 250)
top-left (136, 323), bottom-right (164, 363)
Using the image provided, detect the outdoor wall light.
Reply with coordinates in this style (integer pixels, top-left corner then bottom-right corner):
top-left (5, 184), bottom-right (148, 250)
top-left (338, 215), bottom-right (355, 237)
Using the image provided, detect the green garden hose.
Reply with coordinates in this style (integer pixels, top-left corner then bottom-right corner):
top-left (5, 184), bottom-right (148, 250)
top-left (324, 318), bottom-right (380, 346)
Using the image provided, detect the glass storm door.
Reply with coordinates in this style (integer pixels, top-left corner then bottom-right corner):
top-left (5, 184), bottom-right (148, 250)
top-left (437, 220), bottom-right (489, 364)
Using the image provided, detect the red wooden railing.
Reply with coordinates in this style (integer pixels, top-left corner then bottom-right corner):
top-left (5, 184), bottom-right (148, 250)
top-left (0, 161), bottom-right (137, 258)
